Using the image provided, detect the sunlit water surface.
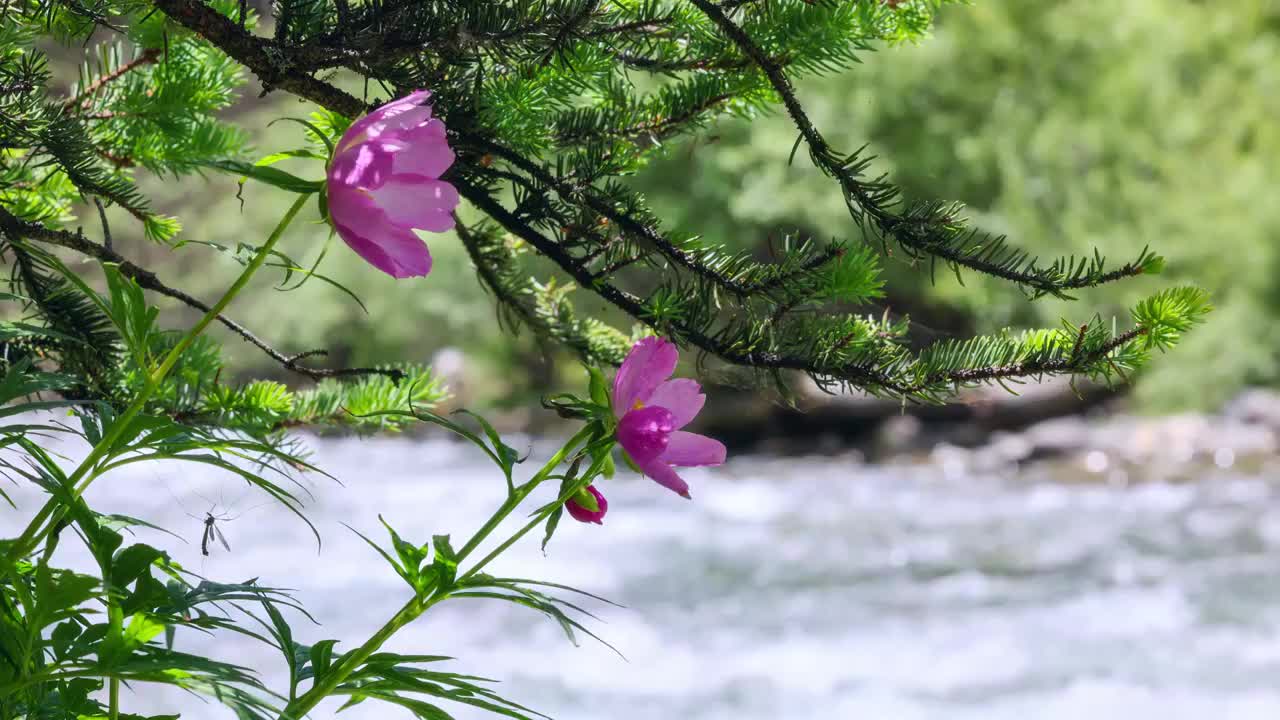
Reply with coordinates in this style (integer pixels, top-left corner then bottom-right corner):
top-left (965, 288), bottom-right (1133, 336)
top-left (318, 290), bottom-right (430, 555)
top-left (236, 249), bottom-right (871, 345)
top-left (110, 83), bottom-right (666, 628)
top-left (7, 430), bottom-right (1280, 720)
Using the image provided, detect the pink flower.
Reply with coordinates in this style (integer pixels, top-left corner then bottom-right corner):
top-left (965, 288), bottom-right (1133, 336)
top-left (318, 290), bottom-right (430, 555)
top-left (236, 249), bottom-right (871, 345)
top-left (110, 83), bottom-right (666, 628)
top-left (326, 90), bottom-right (459, 278)
top-left (614, 337), bottom-right (726, 498)
top-left (566, 485), bottom-right (609, 525)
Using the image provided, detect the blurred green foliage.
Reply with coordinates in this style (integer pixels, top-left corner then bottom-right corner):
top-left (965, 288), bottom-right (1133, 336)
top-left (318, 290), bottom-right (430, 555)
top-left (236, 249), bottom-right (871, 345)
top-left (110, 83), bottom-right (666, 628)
top-left (638, 0), bottom-right (1280, 410)
top-left (121, 0), bottom-right (1275, 410)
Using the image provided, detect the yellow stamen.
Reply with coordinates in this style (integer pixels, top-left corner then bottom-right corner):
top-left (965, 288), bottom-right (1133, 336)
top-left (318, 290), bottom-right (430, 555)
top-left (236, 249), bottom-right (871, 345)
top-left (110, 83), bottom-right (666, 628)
top-left (632, 400), bottom-right (645, 410)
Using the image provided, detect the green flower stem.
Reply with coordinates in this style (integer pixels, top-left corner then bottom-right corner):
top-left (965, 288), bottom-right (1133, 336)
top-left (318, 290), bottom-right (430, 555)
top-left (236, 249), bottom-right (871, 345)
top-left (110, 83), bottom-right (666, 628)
top-left (459, 469), bottom-right (593, 583)
top-left (281, 426), bottom-right (596, 720)
top-left (2, 193), bottom-right (310, 575)
top-left (108, 663), bottom-right (120, 720)
top-left (281, 593), bottom-right (442, 719)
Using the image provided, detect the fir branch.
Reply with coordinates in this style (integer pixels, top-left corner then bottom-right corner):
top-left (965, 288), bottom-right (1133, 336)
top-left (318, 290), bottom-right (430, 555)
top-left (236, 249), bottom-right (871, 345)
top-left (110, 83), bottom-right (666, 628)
top-left (456, 212), bottom-right (630, 365)
top-left (687, 0), bottom-right (1157, 298)
top-left (62, 48), bottom-right (160, 113)
top-left (554, 91), bottom-right (735, 147)
top-left (151, 0), bottom-right (368, 117)
top-left (138, 0), bottom-right (1200, 401)
top-left (926, 328), bottom-right (1145, 387)
top-left (456, 177), bottom-right (907, 391)
top-left (474, 138), bottom-right (784, 297)
top-left (454, 214), bottom-right (539, 329)
top-left (584, 15), bottom-right (672, 38)
top-left (0, 204), bottom-right (401, 382)
top-left (613, 51), bottom-right (750, 73)
top-left (455, 180), bottom-right (1181, 400)
top-left (540, 0), bottom-right (602, 67)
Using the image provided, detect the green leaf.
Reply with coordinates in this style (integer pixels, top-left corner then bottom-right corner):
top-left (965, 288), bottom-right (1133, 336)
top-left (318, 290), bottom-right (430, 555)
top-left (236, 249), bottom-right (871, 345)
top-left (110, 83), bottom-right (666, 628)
top-left (199, 158), bottom-right (324, 194)
top-left (540, 505), bottom-right (564, 554)
top-left (309, 639), bottom-right (339, 683)
top-left (431, 535), bottom-right (458, 588)
top-left (34, 564), bottom-right (99, 629)
top-left (270, 116), bottom-right (337, 157)
top-left (254, 148), bottom-right (326, 167)
top-left (316, 186), bottom-right (329, 221)
top-left (453, 409), bottom-right (522, 490)
top-left (122, 612), bottom-right (166, 649)
top-left (51, 620), bottom-right (84, 661)
top-left (112, 543), bottom-right (163, 588)
top-left (379, 515), bottom-right (431, 588)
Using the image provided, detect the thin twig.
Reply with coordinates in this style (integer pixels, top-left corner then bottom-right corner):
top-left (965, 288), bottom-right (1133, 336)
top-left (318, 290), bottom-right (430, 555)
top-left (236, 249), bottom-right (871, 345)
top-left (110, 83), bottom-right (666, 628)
top-left (92, 198), bottom-right (112, 251)
top-left (63, 48), bottom-right (160, 113)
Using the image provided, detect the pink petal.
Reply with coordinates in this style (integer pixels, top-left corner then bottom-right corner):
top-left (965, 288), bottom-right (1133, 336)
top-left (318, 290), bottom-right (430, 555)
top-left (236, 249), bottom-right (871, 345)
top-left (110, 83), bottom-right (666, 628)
top-left (329, 188), bottom-right (432, 278)
top-left (659, 431), bottom-right (726, 468)
top-left (617, 406), bottom-right (674, 463)
top-left (390, 132), bottom-right (455, 179)
top-left (365, 106), bottom-right (432, 140)
top-left (612, 336), bottom-right (678, 417)
top-left (403, 117), bottom-right (448, 142)
top-left (333, 220), bottom-right (432, 279)
top-left (637, 458), bottom-right (691, 499)
top-left (367, 178), bottom-right (459, 232)
top-left (328, 142), bottom-right (394, 188)
top-left (340, 90), bottom-right (432, 150)
top-left (646, 379), bottom-right (705, 429)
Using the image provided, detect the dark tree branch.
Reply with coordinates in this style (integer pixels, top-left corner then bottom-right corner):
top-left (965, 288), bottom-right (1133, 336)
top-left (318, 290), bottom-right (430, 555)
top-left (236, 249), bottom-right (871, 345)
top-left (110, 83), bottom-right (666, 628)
top-left (457, 181), bottom-right (1145, 397)
top-left (150, 0), bottom-right (369, 117)
top-left (92, 197), bottom-right (112, 251)
top-left (613, 51), bottom-right (751, 73)
top-left (540, 0), bottom-right (601, 67)
top-left (554, 92), bottom-right (735, 146)
top-left (453, 214), bottom-right (539, 330)
top-left (584, 16), bottom-right (673, 38)
top-left (455, 178), bottom-right (911, 393)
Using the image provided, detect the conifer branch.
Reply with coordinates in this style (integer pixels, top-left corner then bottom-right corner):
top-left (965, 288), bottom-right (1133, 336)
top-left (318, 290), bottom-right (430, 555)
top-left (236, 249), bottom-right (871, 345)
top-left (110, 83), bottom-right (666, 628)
top-left (62, 48), bottom-right (160, 113)
top-left (150, 0), bottom-right (368, 117)
top-left (612, 52), bottom-right (750, 73)
top-left (474, 137), bottom-right (820, 298)
top-left (100, 0), bottom-right (1202, 401)
top-left (554, 92), bottom-right (735, 146)
top-left (457, 178), bottom-right (913, 392)
top-left (584, 16), bottom-right (672, 38)
top-left (540, 0), bottom-right (602, 67)
top-left (0, 205), bottom-right (401, 382)
top-left (688, 0), bottom-right (1157, 298)
top-left (455, 178), bottom-right (1174, 400)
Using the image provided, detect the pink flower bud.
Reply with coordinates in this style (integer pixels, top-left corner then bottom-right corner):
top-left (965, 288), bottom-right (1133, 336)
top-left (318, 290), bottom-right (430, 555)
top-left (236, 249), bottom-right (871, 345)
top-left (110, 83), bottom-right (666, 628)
top-left (566, 485), bottom-right (608, 525)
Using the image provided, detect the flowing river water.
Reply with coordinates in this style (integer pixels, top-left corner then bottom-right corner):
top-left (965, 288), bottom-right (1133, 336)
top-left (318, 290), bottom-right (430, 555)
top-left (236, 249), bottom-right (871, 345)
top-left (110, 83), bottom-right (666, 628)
top-left (7, 419), bottom-right (1280, 719)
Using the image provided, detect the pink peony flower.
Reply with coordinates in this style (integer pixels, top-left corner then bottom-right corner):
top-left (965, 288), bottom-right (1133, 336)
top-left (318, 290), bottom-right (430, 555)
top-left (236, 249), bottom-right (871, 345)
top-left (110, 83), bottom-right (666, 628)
top-left (614, 337), bottom-right (726, 498)
top-left (326, 90), bottom-right (459, 278)
top-left (566, 485), bottom-right (609, 525)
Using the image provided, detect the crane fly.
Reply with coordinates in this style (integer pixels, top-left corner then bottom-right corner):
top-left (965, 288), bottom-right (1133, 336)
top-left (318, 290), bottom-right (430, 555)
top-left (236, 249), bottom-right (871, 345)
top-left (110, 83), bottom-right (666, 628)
top-left (200, 511), bottom-right (232, 556)
top-left (168, 483), bottom-right (269, 558)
